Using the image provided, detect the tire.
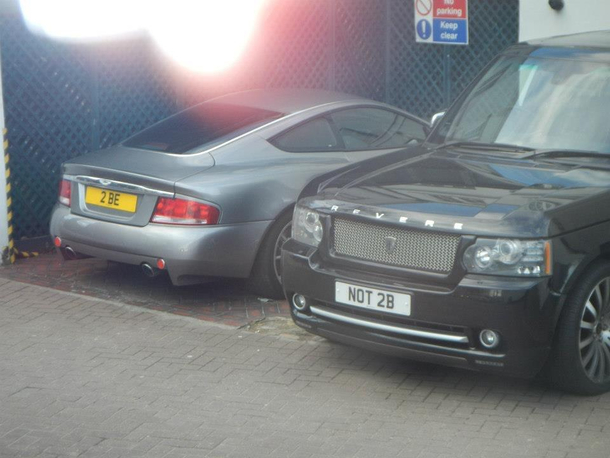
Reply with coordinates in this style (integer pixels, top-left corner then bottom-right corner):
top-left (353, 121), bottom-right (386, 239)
top-left (549, 260), bottom-right (610, 395)
top-left (248, 211), bottom-right (293, 299)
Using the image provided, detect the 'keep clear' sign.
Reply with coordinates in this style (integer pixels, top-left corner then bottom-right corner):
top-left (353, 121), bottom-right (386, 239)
top-left (414, 0), bottom-right (468, 45)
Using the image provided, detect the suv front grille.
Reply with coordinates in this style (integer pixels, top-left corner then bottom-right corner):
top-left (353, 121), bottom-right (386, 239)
top-left (332, 218), bottom-right (460, 273)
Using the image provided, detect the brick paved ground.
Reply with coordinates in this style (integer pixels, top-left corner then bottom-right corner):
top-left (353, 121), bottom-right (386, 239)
top-left (2, 278), bottom-right (610, 457)
top-left (0, 253), bottom-right (289, 327)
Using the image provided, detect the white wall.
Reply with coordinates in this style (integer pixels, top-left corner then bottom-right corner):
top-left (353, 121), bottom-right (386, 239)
top-left (520, 0), bottom-right (610, 42)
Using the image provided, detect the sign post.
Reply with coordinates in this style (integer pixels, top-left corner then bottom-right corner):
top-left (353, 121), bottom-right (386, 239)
top-left (415, 0), bottom-right (468, 45)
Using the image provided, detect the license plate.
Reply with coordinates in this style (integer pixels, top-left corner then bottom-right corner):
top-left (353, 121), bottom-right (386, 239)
top-left (85, 186), bottom-right (137, 213)
top-left (335, 281), bottom-right (411, 316)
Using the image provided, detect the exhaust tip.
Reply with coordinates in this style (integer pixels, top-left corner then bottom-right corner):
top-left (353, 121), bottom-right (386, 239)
top-left (141, 263), bottom-right (159, 278)
top-left (64, 246), bottom-right (78, 260)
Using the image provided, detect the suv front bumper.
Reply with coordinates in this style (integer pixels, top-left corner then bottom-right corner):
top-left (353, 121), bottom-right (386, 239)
top-left (282, 239), bottom-right (564, 378)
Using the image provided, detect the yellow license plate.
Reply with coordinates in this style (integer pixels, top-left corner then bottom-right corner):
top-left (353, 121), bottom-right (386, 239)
top-left (85, 186), bottom-right (137, 213)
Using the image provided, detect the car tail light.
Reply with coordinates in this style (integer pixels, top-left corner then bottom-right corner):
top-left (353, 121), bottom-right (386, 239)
top-left (151, 197), bottom-right (220, 225)
top-left (58, 179), bottom-right (71, 206)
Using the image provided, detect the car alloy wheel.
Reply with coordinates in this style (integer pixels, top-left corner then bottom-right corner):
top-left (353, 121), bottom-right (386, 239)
top-left (273, 221), bottom-right (292, 284)
top-left (579, 276), bottom-right (610, 383)
top-left (549, 261), bottom-right (610, 395)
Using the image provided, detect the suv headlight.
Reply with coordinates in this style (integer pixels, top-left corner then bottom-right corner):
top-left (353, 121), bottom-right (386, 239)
top-left (292, 206), bottom-right (323, 247)
top-left (463, 239), bottom-right (552, 276)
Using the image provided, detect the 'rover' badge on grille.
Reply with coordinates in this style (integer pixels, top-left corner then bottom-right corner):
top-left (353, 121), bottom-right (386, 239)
top-left (384, 236), bottom-right (397, 254)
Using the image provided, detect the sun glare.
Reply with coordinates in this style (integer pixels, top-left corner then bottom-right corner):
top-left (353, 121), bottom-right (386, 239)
top-left (19, 0), bottom-right (144, 40)
top-left (147, 0), bottom-right (267, 73)
top-left (19, 0), bottom-right (267, 73)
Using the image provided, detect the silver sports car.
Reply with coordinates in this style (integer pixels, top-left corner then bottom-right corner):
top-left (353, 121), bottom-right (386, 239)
top-left (50, 89), bottom-right (429, 297)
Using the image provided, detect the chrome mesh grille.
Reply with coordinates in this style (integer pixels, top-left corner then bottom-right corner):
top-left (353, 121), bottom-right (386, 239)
top-left (332, 218), bottom-right (460, 273)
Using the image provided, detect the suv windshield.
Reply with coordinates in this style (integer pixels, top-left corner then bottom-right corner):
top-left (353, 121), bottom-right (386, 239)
top-left (432, 50), bottom-right (610, 154)
top-left (124, 103), bottom-right (283, 154)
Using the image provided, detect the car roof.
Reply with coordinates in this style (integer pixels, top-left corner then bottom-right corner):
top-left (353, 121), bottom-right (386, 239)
top-left (208, 89), bottom-right (371, 114)
top-left (524, 30), bottom-right (610, 50)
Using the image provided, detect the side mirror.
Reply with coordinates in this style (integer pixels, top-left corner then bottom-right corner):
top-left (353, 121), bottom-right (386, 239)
top-left (430, 111), bottom-right (446, 127)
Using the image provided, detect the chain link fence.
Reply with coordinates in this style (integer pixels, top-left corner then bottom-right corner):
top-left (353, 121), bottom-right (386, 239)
top-left (0, 0), bottom-right (518, 239)
top-left (0, 19), bottom-right (178, 239)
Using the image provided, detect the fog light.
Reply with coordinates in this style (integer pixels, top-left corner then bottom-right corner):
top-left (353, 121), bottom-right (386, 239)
top-left (53, 236), bottom-right (62, 247)
top-left (156, 258), bottom-right (166, 270)
top-left (479, 329), bottom-right (500, 349)
top-left (292, 294), bottom-right (309, 311)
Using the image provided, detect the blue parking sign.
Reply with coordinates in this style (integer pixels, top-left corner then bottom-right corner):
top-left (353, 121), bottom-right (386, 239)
top-left (433, 18), bottom-right (468, 44)
top-left (415, 0), bottom-right (469, 45)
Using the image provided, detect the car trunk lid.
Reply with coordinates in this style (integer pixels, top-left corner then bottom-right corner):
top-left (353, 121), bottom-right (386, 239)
top-left (62, 145), bottom-right (215, 227)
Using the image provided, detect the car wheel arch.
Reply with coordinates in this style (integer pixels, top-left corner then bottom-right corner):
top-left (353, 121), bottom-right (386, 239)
top-left (248, 203), bottom-right (296, 276)
top-left (547, 257), bottom-right (610, 394)
top-left (550, 254), bottom-right (610, 338)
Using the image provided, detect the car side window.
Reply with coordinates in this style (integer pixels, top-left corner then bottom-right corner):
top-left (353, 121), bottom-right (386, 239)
top-left (272, 117), bottom-right (340, 152)
top-left (330, 108), bottom-right (427, 151)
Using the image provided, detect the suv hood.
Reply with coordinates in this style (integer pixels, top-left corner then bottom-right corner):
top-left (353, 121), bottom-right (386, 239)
top-left (63, 145), bottom-right (215, 193)
top-left (312, 151), bottom-right (610, 238)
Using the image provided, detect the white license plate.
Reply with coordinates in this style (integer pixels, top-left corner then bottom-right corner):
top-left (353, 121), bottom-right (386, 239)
top-left (335, 281), bottom-right (411, 316)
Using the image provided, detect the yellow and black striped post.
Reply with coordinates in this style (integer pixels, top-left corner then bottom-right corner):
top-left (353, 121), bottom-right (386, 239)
top-left (14, 246), bottom-right (39, 259)
top-left (2, 127), bottom-right (15, 264)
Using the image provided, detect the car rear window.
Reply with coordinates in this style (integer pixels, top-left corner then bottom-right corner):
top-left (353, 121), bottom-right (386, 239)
top-left (123, 103), bottom-right (283, 154)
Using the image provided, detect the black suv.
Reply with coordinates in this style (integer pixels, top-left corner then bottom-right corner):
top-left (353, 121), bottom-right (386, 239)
top-left (281, 31), bottom-right (610, 395)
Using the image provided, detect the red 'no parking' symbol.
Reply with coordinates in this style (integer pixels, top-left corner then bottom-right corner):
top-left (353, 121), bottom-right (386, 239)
top-left (416, 0), bottom-right (432, 16)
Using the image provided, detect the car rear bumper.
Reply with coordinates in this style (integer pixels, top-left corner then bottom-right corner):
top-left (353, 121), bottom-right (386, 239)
top-left (281, 239), bottom-right (565, 378)
top-left (50, 204), bottom-right (271, 285)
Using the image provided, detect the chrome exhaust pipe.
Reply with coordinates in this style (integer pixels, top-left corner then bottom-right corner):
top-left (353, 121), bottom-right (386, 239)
top-left (141, 263), bottom-right (159, 278)
top-left (64, 246), bottom-right (78, 260)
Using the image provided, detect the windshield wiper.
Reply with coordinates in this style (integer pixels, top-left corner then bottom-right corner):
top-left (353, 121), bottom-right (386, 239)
top-left (522, 149), bottom-right (610, 160)
top-left (432, 140), bottom-right (534, 153)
